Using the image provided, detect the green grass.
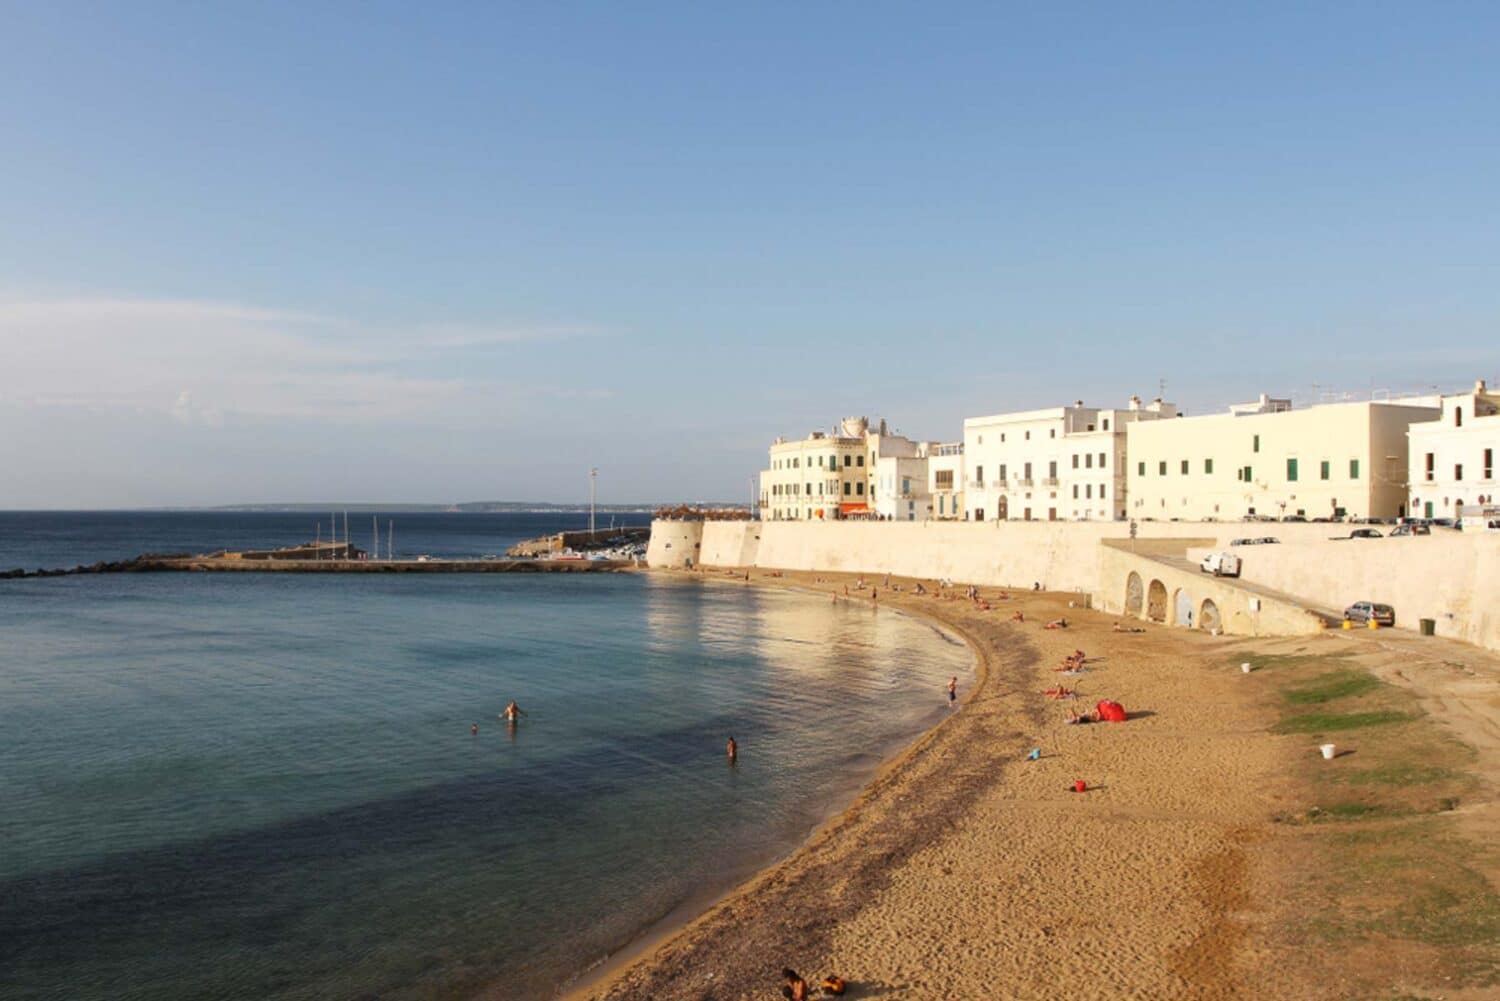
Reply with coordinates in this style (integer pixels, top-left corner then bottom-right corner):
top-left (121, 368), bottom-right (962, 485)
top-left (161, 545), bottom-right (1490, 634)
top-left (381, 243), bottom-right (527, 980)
top-left (1275, 710), bottom-right (1411, 734)
top-left (1233, 649), bottom-right (1356, 674)
top-left (1283, 669), bottom-right (1381, 705)
top-left (1340, 763), bottom-right (1460, 787)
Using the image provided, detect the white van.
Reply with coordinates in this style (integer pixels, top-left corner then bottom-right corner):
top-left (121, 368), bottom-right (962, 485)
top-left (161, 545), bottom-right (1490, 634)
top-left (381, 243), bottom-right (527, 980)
top-left (1199, 551), bottom-right (1242, 578)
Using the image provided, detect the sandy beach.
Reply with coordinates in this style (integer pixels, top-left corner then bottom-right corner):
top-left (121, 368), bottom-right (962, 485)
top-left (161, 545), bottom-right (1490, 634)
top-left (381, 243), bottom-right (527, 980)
top-left (561, 568), bottom-right (1500, 1001)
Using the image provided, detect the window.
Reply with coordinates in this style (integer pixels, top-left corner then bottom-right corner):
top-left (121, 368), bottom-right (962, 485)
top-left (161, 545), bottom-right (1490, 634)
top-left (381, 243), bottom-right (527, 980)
top-left (1349, 459), bottom-right (1360, 480)
top-left (1243, 465), bottom-right (1253, 482)
top-left (1456, 406), bottom-right (1463, 427)
top-left (843, 482), bottom-right (851, 496)
top-left (1098, 451), bottom-right (1106, 468)
top-left (1085, 453), bottom-right (1094, 469)
top-left (1049, 429), bottom-right (1056, 438)
top-left (1072, 485), bottom-right (1079, 499)
top-left (1072, 455), bottom-right (1079, 469)
top-left (976, 465), bottom-right (984, 485)
top-left (856, 482), bottom-right (865, 495)
top-left (1425, 453), bottom-right (1435, 481)
top-left (856, 455), bottom-right (864, 467)
top-left (1000, 433), bottom-right (1006, 442)
top-left (935, 470), bottom-right (954, 489)
top-left (1180, 460), bottom-right (1189, 475)
top-left (843, 455), bottom-right (851, 467)
top-left (1138, 461), bottom-right (1145, 476)
top-left (1159, 461), bottom-right (1167, 475)
top-left (1103, 418), bottom-right (1111, 431)
top-left (1485, 448), bottom-right (1494, 479)
top-left (902, 477), bottom-right (911, 495)
top-left (1085, 484), bottom-right (1093, 499)
top-left (1320, 460), bottom-right (1330, 481)
top-left (1253, 434), bottom-right (1260, 453)
top-left (998, 464), bottom-right (1007, 481)
top-left (1048, 460), bottom-right (1058, 478)
top-left (1100, 484), bottom-right (1107, 499)
top-left (1204, 458), bottom-right (1214, 474)
top-left (1025, 431), bottom-right (1031, 440)
top-left (1287, 458), bottom-right (1298, 482)
top-left (1455, 464), bottom-right (1464, 482)
top-left (1021, 461), bottom-right (1031, 480)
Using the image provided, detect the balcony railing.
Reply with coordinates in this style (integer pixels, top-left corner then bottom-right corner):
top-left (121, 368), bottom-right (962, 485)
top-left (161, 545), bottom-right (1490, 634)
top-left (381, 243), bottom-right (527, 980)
top-left (1016, 478), bottom-right (1034, 487)
top-left (1042, 477), bottom-right (1059, 487)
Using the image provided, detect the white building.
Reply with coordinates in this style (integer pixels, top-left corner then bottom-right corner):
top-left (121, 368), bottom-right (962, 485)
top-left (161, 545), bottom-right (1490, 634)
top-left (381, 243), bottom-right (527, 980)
top-left (962, 397), bottom-right (1177, 521)
top-left (1127, 395), bottom-right (1440, 521)
top-left (759, 417), bottom-right (933, 521)
top-left (927, 443), bottom-right (965, 520)
top-left (1408, 380), bottom-right (1500, 522)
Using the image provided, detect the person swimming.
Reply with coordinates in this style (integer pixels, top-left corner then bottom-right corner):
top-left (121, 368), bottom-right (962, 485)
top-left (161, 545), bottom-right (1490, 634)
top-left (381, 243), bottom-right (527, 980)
top-left (501, 700), bottom-right (523, 723)
top-left (727, 736), bottom-right (737, 762)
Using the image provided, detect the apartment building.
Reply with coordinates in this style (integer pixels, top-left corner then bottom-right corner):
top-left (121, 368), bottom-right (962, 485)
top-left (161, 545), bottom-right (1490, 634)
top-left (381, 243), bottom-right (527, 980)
top-left (1126, 395), bottom-right (1440, 521)
top-left (1408, 380), bottom-right (1500, 520)
top-left (962, 397), bottom-right (1177, 521)
top-left (759, 417), bottom-right (930, 521)
top-left (927, 443), bottom-right (965, 520)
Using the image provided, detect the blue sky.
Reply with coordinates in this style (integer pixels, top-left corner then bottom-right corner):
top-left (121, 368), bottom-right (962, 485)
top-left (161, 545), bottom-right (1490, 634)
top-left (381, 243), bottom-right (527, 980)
top-left (2, 3), bottom-right (1497, 506)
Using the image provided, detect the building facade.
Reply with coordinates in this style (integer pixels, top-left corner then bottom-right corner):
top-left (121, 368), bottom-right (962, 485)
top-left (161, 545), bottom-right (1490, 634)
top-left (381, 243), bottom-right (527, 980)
top-left (1408, 380), bottom-right (1500, 521)
top-left (759, 417), bottom-right (931, 521)
top-left (927, 443), bottom-right (965, 520)
top-left (1126, 396), bottom-right (1440, 521)
top-left (962, 397), bottom-right (1177, 521)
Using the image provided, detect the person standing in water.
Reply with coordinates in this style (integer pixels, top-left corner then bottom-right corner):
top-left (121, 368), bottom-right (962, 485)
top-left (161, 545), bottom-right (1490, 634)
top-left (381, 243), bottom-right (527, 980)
top-left (947, 676), bottom-right (958, 705)
top-left (502, 700), bottom-right (523, 723)
top-left (726, 736), bottom-right (737, 763)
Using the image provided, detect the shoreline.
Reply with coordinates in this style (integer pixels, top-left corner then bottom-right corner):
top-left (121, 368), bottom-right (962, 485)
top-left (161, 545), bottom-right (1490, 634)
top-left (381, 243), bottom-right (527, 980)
top-left (553, 568), bottom-right (1029, 1001)
top-left (550, 571), bottom-right (995, 1001)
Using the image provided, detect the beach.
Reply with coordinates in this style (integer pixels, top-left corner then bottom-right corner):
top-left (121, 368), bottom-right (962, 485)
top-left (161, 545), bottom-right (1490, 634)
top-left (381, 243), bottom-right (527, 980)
top-left (565, 568), bottom-right (1500, 1001)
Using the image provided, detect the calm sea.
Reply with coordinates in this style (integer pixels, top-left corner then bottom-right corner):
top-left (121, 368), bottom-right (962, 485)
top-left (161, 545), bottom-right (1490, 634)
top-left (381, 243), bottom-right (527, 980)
top-left (0, 513), bottom-right (972, 1000)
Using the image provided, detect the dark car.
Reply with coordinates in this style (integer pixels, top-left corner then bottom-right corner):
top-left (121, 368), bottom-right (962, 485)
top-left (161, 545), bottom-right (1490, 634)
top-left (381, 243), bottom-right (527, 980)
top-left (1349, 528), bottom-right (1383, 539)
top-left (1344, 601), bottom-right (1395, 626)
top-left (1281, 514), bottom-right (1307, 522)
top-left (1390, 524), bottom-right (1430, 537)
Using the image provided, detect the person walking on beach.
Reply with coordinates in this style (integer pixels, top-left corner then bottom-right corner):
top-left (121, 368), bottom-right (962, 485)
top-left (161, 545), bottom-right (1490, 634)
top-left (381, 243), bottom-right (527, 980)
top-left (726, 736), bottom-right (737, 763)
top-left (948, 676), bottom-right (958, 705)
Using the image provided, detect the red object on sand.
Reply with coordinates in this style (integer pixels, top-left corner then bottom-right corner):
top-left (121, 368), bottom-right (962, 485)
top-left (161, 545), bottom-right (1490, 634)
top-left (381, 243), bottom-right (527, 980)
top-left (1073, 780), bottom-right (1087, 793)
top-left (1095, 700), bottom-right (1128, 723)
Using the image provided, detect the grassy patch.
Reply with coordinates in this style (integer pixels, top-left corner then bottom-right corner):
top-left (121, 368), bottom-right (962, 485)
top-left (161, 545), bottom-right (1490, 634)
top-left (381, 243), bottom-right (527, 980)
top-left (1275, 710), bottom-right (1410, 734)
top-left (1232, 649), bottom-right (1355, 674)
top-left (1341, 763), bottom-right (1460, 787)
top-left (1282, 669), bottom-right (1380, 705)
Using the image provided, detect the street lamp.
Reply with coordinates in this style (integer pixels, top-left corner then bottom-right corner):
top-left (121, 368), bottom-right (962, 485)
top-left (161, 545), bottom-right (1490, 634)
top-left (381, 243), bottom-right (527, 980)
top-left (590, 468), bottom-right (598, 537)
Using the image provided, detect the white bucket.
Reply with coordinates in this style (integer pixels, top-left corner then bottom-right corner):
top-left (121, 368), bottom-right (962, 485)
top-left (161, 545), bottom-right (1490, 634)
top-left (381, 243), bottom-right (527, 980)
top-left (1319, 743), bottom-right (1337, 760)
top-left (1241, 663), bottom-right (1251, 673)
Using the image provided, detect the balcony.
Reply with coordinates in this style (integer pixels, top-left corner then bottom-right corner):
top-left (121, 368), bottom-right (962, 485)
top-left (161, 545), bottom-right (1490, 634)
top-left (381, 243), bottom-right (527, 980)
top-left (1015, 478), bottom-right (1034, 488)
top-left (1042, 477), bottom-right (1059, 487)
top-left (968, 480), bottom-right (987, 489)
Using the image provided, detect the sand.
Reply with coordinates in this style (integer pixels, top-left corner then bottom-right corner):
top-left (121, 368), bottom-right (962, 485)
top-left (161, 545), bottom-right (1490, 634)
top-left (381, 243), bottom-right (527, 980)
top-left (560, 568), bottom-right (1497, 1001)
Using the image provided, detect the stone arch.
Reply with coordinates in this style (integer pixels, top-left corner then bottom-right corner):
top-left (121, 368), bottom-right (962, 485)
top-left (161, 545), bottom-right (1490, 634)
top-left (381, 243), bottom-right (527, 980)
top-left (1125, 572), bottom-right (1144, 616)
top-left (1146, 579), bottom-right (1168, 623)
top-left (1173, 588), bottom-right (1194, 628)
top-left (1199, 598), bottom-right (1221, 633)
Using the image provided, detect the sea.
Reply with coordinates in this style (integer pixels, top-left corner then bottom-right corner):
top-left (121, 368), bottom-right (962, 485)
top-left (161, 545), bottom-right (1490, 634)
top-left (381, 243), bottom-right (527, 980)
top-left (0, 512), bottom-right (973, 1000)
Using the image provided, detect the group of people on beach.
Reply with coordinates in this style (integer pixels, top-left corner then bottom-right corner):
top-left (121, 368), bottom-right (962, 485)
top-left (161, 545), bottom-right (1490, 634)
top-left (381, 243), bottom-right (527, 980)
top-left (780, 967), bottom-right (845, 998)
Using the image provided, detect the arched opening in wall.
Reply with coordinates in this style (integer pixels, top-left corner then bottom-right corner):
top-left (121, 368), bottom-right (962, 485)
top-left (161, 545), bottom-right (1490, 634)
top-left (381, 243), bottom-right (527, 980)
top-left (1147, 579), bottom-right (1168, 623)
top-left (1173, 588), bottom-right (1194, 628)
top-left (1125, 572), bottom-right (1144, 616)
top-left (1199, 599), bottom-right (1221, 633)
top-left (997, 497), bottom-right (1009, 520)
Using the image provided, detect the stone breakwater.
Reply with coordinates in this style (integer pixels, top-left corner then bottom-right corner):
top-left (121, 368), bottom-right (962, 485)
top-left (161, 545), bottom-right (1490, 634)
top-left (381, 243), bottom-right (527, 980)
top-left (1, 556), bottom-right (632, 579)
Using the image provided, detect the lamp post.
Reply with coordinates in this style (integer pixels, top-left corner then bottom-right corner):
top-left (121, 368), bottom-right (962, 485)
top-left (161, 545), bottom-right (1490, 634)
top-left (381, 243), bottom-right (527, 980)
top-left (589, 468), bottom-right (598, 538)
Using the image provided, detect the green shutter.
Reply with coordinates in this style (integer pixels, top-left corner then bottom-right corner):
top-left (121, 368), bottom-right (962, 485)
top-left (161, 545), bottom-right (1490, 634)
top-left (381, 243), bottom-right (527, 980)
top-left (1350, 459), bottom-right (1360, 479)
top-left (1287, 458), bottom-right (1298, 482)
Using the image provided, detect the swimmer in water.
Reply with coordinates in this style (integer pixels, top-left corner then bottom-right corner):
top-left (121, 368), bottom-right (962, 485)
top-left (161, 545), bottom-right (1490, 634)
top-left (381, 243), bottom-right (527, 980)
top-left (727, 736), bottom-right (737, 762)
top-left (502, 700), bottom-right (523, 723)
top-left (470, 723), bottom-right (478, 735)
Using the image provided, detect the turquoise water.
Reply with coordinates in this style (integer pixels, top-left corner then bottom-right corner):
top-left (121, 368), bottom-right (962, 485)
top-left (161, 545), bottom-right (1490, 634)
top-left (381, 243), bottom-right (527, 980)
top-left (0, 520), bottom-right (972, 1000)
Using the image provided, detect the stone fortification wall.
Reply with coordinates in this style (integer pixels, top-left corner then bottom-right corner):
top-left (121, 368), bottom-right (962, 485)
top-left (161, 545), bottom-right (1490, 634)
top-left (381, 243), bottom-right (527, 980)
top-left (700, 521), bottom-right (762, 567)
top-left (1186, 535), bottom-right (1500, 650)
top-left (646, 521), bottom-right (704, 568)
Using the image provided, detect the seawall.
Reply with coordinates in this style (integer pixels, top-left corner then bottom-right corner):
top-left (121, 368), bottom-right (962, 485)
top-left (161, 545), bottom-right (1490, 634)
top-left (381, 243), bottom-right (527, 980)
top-left (647, 519), bottom-right (1500, 651)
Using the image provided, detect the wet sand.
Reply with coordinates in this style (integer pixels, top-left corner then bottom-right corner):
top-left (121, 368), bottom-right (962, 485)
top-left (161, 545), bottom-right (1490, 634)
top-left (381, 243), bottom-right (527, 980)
top-left (561, 567), bottom-right (1498, 1001)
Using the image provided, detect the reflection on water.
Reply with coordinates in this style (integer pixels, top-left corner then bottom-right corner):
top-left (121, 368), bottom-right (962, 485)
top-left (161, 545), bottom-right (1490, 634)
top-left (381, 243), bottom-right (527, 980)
top-left (1, 571), bottom-right (972, 1001)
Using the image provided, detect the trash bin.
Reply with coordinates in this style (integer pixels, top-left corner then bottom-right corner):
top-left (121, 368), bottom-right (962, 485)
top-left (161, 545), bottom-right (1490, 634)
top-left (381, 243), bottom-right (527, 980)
top-left (1419, 618), bottom-right (1435, 637)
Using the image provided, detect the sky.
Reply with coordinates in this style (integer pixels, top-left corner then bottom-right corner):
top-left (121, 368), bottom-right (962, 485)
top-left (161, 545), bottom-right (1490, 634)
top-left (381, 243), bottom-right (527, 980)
top-left (2, 2), bottom-right (1497, 508)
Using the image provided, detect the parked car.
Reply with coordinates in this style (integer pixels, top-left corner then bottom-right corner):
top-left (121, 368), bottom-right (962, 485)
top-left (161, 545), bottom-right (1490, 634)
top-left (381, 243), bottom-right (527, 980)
top-left (1199, 551), bottom-right (1242, 577)
top-left (1229, 538), bottom-right (1252, 546)
top-left (1348, 528), bottom-right (1383, 539)
top-left (1281, 514), bottom-right (1307, 522)
top-left (1257, 536), bottom-right (1280, 545)
top-left (1389, 524), bottom-right (1430, 537)
top-left (1343, 601), bottom-right (1395, 626)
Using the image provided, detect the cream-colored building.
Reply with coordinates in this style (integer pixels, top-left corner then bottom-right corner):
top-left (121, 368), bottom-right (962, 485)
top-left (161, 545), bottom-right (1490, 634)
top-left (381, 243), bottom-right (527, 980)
top-left (1407, 380), bottom-right (1500, 521)
top-left (759, 417), bottom-right (932, 521)
top-left (962, 397), bottom-right (1177, 521)
top-left (1126, 395), bottom-right (1440, 521)
top-left (928, 443), bottom-right (964, 520)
